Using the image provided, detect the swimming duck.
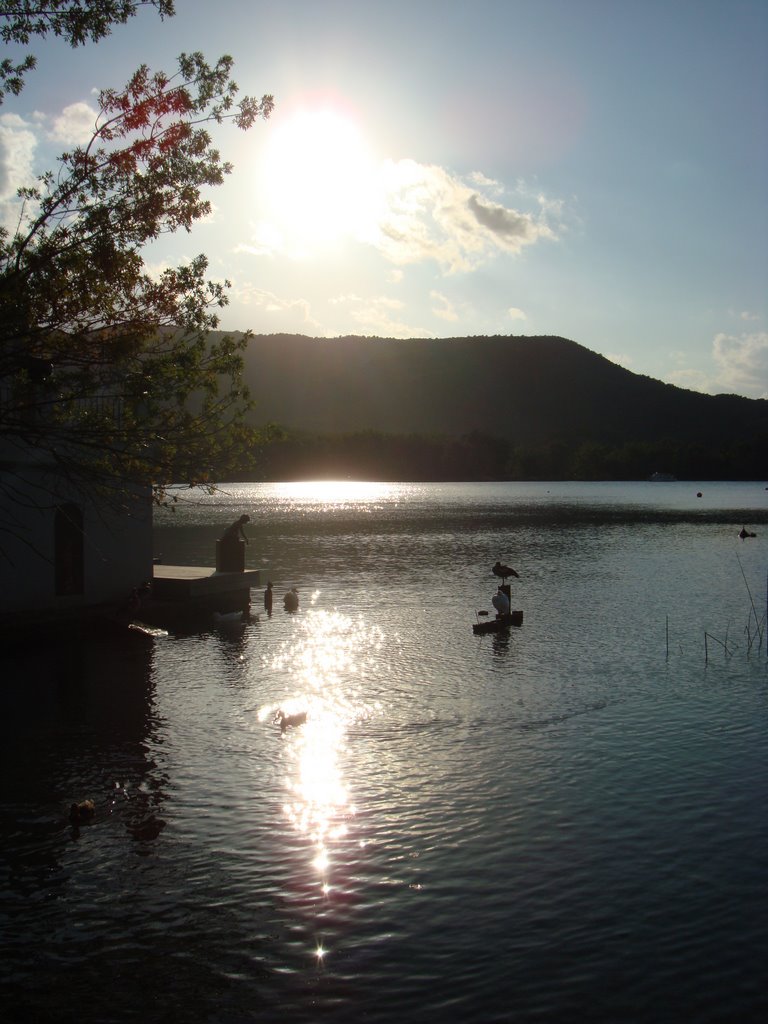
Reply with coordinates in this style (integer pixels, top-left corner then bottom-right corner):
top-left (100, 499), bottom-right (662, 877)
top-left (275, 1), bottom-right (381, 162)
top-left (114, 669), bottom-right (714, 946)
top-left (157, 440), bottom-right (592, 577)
top-left (738, 526), bottom-right (757, 540)
top-left (128, 816), bottom-right (166, 842)
top-left (275, 709), bottom-right (307, 731)
top-left (69, 799), bottom-right (95, 825)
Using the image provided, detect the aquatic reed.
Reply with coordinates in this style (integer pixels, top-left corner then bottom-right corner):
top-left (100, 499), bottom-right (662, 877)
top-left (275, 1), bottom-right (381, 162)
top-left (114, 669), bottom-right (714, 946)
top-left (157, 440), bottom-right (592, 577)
top-left (667, 564), bottom-right (767, 662)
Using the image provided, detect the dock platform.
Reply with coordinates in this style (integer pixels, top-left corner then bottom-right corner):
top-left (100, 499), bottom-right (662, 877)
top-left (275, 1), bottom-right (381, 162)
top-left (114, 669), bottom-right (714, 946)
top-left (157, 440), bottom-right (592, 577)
top-left (146, 565), bottom-right (262, 624)
top-left (152, 565), bottom-right (261, 600)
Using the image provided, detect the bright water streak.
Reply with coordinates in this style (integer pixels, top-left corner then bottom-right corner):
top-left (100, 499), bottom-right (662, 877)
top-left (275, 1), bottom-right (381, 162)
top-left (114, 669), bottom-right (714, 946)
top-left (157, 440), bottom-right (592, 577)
top-left (1, 481), bottom-right (767, 1023)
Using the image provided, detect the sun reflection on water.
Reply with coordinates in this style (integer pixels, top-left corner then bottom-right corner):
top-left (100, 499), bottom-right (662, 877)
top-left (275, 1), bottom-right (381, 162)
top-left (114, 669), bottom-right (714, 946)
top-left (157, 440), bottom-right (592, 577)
top-left (272, 480), bottom-right (395, 504)
top-left (260, 609), bottom-right (383, 893)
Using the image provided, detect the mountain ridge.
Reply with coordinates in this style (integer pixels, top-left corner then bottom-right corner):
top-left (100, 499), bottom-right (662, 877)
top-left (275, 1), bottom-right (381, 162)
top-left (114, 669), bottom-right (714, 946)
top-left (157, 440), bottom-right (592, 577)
top-left (236, 333), bottom-right (766, 446)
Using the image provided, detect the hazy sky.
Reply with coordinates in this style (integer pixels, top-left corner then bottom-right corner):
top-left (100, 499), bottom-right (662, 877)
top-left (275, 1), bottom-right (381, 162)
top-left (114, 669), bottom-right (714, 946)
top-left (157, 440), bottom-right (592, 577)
top-left (2, 0), bottom-right (766, 398)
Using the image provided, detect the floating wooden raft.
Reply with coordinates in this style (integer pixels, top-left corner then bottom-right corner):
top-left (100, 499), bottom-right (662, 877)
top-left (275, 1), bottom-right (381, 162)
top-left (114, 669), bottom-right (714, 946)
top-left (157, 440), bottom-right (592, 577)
top-left (472, 610), bottom-right (524, 634)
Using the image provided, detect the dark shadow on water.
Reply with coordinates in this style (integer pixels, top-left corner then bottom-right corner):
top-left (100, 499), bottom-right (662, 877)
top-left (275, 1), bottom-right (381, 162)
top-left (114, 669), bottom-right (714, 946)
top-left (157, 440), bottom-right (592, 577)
top-left (0, 630), bottom-right (183, 1022)
top-left (491, 629), bottom-right (512, 657)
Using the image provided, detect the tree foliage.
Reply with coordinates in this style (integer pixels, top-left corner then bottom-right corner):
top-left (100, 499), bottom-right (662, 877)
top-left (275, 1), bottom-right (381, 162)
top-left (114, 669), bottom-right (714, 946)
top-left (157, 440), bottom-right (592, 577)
top-left (243, 428), bottom-right (768, 483)
top-left (0, 0), bottom-right (175, 102)
top-left (0, 51), bottom-right (273, 514)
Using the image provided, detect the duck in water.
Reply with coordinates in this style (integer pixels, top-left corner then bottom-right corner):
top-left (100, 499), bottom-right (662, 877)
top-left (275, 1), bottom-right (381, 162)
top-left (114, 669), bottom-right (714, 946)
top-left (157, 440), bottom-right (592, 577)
top-left (69, 799), bottom-right (95, 825)
top-left (275, 710), bottom-right (307, 732)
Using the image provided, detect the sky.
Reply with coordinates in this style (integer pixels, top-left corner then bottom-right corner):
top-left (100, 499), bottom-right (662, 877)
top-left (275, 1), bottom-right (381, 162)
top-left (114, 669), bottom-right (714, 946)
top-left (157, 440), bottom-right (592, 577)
top-left (1, 0), bottom-right (767, 398)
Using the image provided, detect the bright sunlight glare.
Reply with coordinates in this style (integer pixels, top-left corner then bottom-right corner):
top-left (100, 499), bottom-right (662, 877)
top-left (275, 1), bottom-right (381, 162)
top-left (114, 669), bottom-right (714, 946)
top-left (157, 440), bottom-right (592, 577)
top-left (260, 109), bottom-right (382, 252)
top-left (262, 610), bottom-right (384, 889)
top-left (273, 480), bottom-right (393, 504)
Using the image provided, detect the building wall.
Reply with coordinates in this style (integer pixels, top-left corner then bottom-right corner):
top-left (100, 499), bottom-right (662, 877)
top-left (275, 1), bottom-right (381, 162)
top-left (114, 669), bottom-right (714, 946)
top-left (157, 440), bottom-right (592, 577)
top-left (0, 461), bottom-right (153, 614)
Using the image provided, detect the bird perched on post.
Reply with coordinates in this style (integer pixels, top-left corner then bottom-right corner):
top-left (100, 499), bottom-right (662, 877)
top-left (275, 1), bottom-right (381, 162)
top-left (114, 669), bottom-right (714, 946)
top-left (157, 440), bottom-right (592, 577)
top-left (492, 561), bottom-right (519, 581)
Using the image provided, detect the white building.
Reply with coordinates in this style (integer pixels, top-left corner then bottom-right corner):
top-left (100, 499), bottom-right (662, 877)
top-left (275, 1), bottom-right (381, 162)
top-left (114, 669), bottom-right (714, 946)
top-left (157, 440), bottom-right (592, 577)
top-left (0, 401), bottom-right (154, 618)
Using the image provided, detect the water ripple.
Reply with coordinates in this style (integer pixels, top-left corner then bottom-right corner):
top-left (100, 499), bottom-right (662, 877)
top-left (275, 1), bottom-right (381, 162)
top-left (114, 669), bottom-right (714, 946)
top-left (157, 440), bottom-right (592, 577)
top-left (3, 483), bottom-right (767, 1023)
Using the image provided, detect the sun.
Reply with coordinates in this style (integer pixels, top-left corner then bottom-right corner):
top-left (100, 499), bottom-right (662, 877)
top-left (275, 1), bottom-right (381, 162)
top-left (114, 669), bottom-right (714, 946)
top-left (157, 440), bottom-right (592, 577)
top-left (259, 108), bottom-right (381, 253)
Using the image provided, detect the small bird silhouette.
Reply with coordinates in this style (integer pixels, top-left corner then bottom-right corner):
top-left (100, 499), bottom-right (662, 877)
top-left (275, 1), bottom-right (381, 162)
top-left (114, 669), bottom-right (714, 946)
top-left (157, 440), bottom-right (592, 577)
top-left (738, 526), bottom-right (756, 540)
top-left (492, 561), bottom-right (519, 581)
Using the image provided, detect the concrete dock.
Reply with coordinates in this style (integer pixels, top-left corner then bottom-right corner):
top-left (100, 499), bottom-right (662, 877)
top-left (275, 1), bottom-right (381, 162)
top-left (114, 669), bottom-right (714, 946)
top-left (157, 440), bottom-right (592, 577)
top-left (152, 565), bottom-right (261, 599)
top-left (147, 565), bottom-right (262, 624)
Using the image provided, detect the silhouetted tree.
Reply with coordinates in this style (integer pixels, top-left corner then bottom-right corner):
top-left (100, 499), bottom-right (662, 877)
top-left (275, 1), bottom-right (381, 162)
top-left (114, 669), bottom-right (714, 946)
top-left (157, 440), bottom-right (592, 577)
top-left (0, 0), bottom-right (175, 102)
top-left (1, 51), bottom-right (273, 537)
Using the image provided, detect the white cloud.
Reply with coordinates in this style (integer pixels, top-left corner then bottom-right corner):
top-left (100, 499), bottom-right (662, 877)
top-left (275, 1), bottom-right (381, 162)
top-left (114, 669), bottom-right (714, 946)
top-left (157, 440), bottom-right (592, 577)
top-left (332, 292), bottom-right (431, 338)
top-left (235, 223), bottom-right (284, 259)
top-left (0, 114), bottom-right (36, 195)
top-left (431, 291), bottom-right (459, 322)
top-left (467, 194), bottom-right (542, 241)
top-left (48, 102), bottom-right (97, 145)
top-left (0, 113), bottom-right (37, 229)
top-left (141, 258), bottom-right (175, 282)
top-left (712, 331), bottom-right (768, 398)
top-left (373, 159), bottom-right (558, 273)
top-left (328, 292), bottom-right (362, 306)
top-left (665, 332), bottom-right (768, 399)
top-left (508, 307), bottom-right (527, 322)
top-left (232, 283), bottom-right (320, 328)
top-left (606, 351), bottom-right (633, 369)
top-left (0, 100), bottom-right (102, 230)
top-left (665, 367), bottom-right (709, 393)
top-left (468, 170), bottom-right (502, 193)
top-left (251, 148), bottom-right (563, 274)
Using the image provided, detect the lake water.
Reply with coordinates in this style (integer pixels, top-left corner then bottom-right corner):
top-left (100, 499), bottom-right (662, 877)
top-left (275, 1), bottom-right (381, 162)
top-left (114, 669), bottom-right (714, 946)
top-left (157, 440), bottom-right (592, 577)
top-left (2, 481), bottom-right (767, 1023)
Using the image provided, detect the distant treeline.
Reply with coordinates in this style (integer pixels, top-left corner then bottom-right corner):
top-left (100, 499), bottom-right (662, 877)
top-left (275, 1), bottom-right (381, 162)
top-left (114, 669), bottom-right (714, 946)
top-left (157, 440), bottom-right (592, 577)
top-left (233, 429), bottom-right (766, 482)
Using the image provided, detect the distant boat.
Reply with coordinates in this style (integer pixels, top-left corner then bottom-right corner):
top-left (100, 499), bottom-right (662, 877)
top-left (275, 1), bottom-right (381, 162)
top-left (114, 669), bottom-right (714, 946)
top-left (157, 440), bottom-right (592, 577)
top-left (649, 472), bottom-right (676, 482)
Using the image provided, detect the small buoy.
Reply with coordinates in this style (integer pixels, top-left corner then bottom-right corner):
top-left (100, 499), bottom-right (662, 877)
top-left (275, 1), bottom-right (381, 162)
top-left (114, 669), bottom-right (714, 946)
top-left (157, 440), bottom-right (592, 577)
top-left (697, 492), bottom-right (702, 498)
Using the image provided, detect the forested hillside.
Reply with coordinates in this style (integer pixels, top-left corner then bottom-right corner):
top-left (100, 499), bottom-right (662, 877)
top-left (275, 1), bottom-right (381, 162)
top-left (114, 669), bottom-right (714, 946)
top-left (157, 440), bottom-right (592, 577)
top-left (214, 333), bottom-right (766, 480)
top-left (240, 333), bottom-right (765, 444)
